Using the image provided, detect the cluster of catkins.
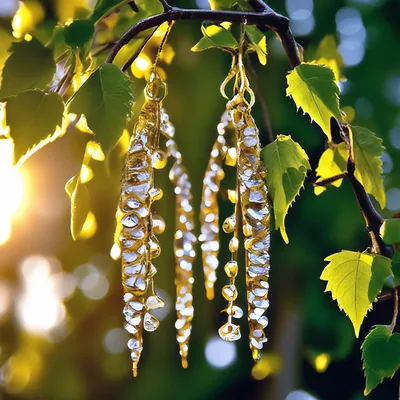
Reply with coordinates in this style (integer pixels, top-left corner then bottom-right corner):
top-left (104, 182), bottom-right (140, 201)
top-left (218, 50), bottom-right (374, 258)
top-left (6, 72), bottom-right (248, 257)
top-left (116, 62), bottom-right (271, 376)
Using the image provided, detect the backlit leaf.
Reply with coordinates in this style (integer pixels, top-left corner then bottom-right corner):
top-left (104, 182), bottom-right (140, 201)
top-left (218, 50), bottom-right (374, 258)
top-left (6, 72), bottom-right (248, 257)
top-left (321, 251), bottom-right (392, 337)
top-left (315, 35), bottom-right (343, 82)
top-left (246, 26), bottom-right (267, 66)
top-left (0, 38), bottom-right (56, 100)
top-left (314, 142), bottom-right (348, 195)
top-left (0, 28), bottom-right (13, 81)
top-left (380, 219), bottom-right (400, 245)
top-left (68, 64), bottom-right (134, 154)
top-left (316, 35), bottom-right (344, 69)
top-left (261, 134), bottom-right (311, 243)
top-left (286, 62), bottom-right (342, 140)
top-left (362, 325), bottom-right (400, 395)
top-left (350, 125), bottom-right (386, 209)
top-left (191, 25), bottom-right (238, 52)
top-left (209, 0), bottom-right (237, 9)
top-left (66, 174), bottom-right (91, 240)
top-left (6, 90), bottom-right (64, 166)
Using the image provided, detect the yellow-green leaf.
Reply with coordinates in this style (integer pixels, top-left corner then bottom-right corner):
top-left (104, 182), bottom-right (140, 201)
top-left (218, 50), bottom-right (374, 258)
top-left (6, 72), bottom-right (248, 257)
top-left (66, 173), bottom-right (90, 240)
top-left (191, 25), bottom-right (238, 52)
top-left (286, 62), bottom-right (342, 140)
top-left (314, 142), bottom-right (348, 195)
top-left (349, 125), bottom-right (386, 209)
top-left (362, 325), bottom-right (400, 395)
top-left (209, 0), bottom-right (237, 9)
top-left (321, 251), bottom-right (392, 337)
top-left (316, 35), bottom-right (344, 69)
top-left (261, 134), bottom-right (311, 243)
top-left (245, 26), bottom-right (267, 65)
top-left (315, 35), bottom-right (343, 82)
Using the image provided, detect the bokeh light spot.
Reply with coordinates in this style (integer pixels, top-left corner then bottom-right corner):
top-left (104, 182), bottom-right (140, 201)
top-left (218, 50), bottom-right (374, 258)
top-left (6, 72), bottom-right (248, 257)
top-left (205, 336), bottom-right (236, 369)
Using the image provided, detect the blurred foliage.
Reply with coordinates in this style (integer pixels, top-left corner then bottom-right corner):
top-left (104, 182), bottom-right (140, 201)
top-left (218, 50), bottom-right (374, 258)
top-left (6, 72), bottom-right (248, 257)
top-left (0, 0), bottom-right (399, 399)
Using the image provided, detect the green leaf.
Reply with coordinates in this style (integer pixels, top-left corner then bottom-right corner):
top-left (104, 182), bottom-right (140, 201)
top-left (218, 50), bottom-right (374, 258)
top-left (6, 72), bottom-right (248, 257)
top-left (245, 26), bottom-right (267, 66)
top-left (91, 0), bottom-right (131, 23)
top-left (391, 252), bottom-right (400, 286)
top-left (261, 134), bottom-right (311, 243)
top-left (66, 174), bottom-right (90, 240)
top-left (64, 20), bottom-right (95, 49)
top-left (69, 64), bottom-right (134, 154)
top-left (380, 219), bottom-right (400, 245)
top-left (286, 62), bottom-right (342, 140)
top-left (209, 0), bottom-right (237, 9)
top-left (6, 90), bottom-right (64, 166)
top-left (350, 125), bottom-right (386, 209)
top-left (362, 325), bottom-right (400, 395)
top-left (314, 142), bottom-right (348, 195)
top-left (0, 28), bottom-right (13, 80)
top-left (321, 251), bottom-right (392, 337)
top-left (191, 25), bottom-right (238, 52)
top-left (0, 38), bottom-right (56, 100)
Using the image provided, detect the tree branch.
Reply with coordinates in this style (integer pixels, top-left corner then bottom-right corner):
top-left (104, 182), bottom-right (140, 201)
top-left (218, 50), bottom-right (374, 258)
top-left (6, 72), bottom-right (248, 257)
top-left (334, 123), bottom-right (387, 256)
top-left (106, 0), bottom-right (300, 67)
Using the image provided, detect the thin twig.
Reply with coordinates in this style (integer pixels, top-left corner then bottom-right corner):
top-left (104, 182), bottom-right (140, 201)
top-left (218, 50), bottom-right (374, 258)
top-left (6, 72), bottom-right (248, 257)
top-left (247, 59), bottom-right (274, 145)
top-left (122, 25), bottom-right (160, 72)
top-left (54, 66), bottom-right (71, 94)
top-left (129, 1), bottom-right (139, 12)
top-left (312, 172), bottom-right (348, 188)
top-left (377, 291), bottom-right (395, 303)
top-left (337, 123), bottom-right (386, 255)
top-left (106, 0), bottom-right (299, 67)
top-left (159, 0), bottom-right (172, 11)
top-left (390, 288), bottom-right (399, 332)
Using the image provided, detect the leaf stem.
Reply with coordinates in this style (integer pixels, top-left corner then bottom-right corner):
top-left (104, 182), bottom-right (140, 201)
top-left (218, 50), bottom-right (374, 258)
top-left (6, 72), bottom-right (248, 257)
top-left (313, 172), bottom-right (348, 188)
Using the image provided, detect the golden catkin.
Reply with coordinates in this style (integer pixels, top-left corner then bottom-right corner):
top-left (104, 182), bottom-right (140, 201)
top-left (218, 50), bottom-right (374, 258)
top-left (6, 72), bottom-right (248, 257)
top-left (117, 71), bottom-right (167, 377)
top-left (162, 109), bottom-right (196, 368)
top-left (231, 100), bottom-right (270, 361)
top-left (199, 112), bottom-right (230, 300)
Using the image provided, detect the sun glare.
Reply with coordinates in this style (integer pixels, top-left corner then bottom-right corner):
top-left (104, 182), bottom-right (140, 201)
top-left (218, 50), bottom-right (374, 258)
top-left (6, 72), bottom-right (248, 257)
top-left (0, 138), bottom-right (24, 245)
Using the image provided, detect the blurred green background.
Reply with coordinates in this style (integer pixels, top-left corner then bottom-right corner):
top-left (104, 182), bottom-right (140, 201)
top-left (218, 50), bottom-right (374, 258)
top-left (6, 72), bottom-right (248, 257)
top-left (0, 0), bottom-right (399, 399)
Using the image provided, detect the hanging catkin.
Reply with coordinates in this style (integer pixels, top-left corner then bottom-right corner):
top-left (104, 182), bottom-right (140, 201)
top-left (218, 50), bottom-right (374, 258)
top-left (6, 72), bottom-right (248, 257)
top-left (162, 109), bottom-right (196, 368)
top-left (199, 112), bottom-right (230, 300)
top-left (117, 70), bottom-right (168, 377)
top-left (217, 41), bottom-right (271, 361)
